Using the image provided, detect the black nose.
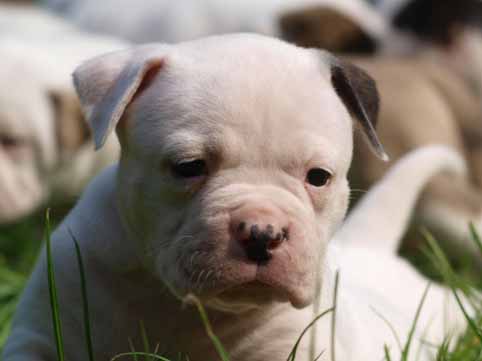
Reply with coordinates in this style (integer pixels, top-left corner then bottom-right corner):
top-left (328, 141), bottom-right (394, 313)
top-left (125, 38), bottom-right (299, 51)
top-left (241, 224), bottom-right (288, 264)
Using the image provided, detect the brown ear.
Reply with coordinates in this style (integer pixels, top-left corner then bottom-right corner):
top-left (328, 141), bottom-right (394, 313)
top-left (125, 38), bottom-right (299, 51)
top-left (329, 57), bottom-right (388, 161)
top-left (50, 90), bottom-right (91, 154)
top-left (279, 6), bottom-right (377, 54)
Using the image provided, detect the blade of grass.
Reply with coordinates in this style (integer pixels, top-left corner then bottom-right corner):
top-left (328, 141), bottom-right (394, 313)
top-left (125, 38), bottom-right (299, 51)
top-left (370, 306), bottom-right (403, 352)
top-left (185, 295), bottom-right (230, 361)
top-left (313, 350), bottom-right (325, 361)
top-left (421, 230), bottom-right (456, 285)
top-left (0, 301), bottom-right (16, 332)
top-left (0, 266), bottom-right (26, 285)
top-left (330, 271), bottom-right (340, 361)
top-left (451, 288), bottom-right (482, 343)
top-left (400, 283), bottom-right (431, 361)
top-left (476, 348), bottom-right (482, 360)
top-left (435, 338), bottom-right (451, 361)
top-left (309, 272), bottom-right (322, 359)
top-left (176, 352), bottom-right (189, 361)
top-left (291, 271), bottom-right (339, 361)
top-left (468, 222), bottom-right (482, 257)
top-left (154, 279), bottom-right (229, 361)
top-left (111, 352), bottom-right (171, 361)
top-left (69, 229), bottom-right (95, 361)
top-left (422, 230), bottom-right (481, 309)
top-left (128, 337), bottom-right (139, 361)
top-left (422, 229), bottom-right (482, 358)
top-left (139, 320), bottom-right (151, 361)
top-left (415, 316), bottom-right (438, 361)
top-left (45, 209), bottom-right (65, 361)
top-left (384, 345), bottom-right (392, 361)
top-left (424, 230), bottom-right (481, 311)
top-left (286, 307), bottom-right (334, 361)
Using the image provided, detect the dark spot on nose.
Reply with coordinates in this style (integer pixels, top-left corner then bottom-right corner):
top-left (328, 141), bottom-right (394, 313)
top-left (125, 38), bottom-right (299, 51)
top-left (241, 224), bottom-right (287, 265)
top-left (244, 225), bottom-right (272, 264)
top-left (282, 227), bottom-right (290, 241)
top-left (238, 222), bottom-right (246, 232)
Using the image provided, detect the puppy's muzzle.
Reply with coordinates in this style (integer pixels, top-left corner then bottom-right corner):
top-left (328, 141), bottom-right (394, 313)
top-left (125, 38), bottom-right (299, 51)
top-left (230, 205), bottom-right (290, 264)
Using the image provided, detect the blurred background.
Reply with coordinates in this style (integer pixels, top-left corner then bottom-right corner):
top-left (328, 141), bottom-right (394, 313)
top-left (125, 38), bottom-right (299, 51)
top-left (1, 0), bottom-right (482, 352)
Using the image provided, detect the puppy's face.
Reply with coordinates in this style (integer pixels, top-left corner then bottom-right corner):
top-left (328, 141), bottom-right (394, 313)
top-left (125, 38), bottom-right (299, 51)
top-left (74, 35), bottom-right (383, 310)
top-left (0, 61), bottom-right (54, 223)
top-left (118, 55), bottom-right (353, 309)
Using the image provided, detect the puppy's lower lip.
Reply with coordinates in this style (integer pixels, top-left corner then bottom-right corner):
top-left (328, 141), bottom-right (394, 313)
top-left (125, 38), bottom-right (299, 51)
top-left (197, 259), bottom-right (304, 305)
top-left (254, 276), bottom-right (291, 295)
top-left (209, 270), bottom-right (289, 296)
top-left (216, 280), bottom-right (291, 304)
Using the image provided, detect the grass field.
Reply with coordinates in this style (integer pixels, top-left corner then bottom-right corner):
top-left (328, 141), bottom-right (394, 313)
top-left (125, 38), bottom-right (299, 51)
top-left (0, 207), bottom-right (481, 360)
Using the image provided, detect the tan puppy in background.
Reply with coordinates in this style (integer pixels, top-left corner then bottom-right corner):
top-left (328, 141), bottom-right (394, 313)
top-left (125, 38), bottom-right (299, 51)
top-left (350, 56), bottom-right (482, 256)
top-left (0, 4), bottom-right (126, 223)
top-left (4, 34), bottom-right (471, 361)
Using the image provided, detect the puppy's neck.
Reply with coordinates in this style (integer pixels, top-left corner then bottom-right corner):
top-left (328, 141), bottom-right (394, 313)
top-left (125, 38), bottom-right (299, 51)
top-left (64, 164), bottom-right (140, 271)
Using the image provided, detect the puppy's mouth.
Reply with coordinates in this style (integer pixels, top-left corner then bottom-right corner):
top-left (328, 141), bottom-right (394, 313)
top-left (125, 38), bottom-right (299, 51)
top-left (199, 261), bottom-right (314, 310)
top-left (202, 283), bottom-right (289, 314)
top-left (173, 220), bottom-right (317, 310)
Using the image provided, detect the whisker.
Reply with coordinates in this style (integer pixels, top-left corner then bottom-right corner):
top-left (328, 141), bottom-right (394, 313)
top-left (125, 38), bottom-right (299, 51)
top-left (195, 270), bottom-right (206, 290)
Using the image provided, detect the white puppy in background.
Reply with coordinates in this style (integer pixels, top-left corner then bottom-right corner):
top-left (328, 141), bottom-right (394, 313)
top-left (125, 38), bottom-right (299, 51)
top-left (0, 4), bottom-right (126, 223)
top-left (3, 35), bottom-right (471, 361)
top-left (43, 0), bottom-right (388, 47)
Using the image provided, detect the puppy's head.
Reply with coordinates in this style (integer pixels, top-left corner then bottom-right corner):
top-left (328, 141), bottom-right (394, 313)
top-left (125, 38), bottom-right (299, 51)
top-left (74, 34), bottom-right (384, 310)
top-left (0, 54), bottom-right (89, 223)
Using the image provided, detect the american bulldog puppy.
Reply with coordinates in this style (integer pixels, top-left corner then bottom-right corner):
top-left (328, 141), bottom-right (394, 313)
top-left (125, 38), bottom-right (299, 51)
top-left (3, 34), bottom-right (471, 361)
top-left (42, 0), bottom-right (388, 51)
top-left (0, 5), bottom-right (127, 223)
top-left (348, 55), bottom-right (482, 257)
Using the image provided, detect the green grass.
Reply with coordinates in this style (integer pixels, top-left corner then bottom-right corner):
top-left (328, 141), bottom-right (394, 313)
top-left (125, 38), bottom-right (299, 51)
top-left (0, 209), bottom-right (481, 361)
top-left (70, 229), bottom-right (95, 361)
top-left (0, 212), bottom-right (47, 347)
top-left (45, 210), bottom-right (65, 361)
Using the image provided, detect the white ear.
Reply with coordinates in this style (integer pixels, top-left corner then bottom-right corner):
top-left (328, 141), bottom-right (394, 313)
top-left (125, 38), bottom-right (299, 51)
top-left (73, 46), bottom-right (166, 149)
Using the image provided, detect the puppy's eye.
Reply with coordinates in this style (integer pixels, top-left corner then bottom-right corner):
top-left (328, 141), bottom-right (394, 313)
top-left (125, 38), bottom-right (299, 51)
top-left (306, 168), bottom-right (332, 187)
top-left (171, 159), bottom-right (207, 178)
top-left (0, 134), bottom-right (22, 149)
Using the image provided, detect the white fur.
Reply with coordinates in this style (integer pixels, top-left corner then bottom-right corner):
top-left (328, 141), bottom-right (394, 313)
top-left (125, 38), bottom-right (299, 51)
top-left (0, 5), bottom-right (126, 223)
top-left (3, 35), bottom-right (473, 361)
top-left (337, 146), bottom-right (468, 250)
top-left (44, 0), bottom-right (389, 45)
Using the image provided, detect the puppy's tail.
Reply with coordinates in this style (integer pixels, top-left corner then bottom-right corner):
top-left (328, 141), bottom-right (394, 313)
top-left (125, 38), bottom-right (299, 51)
top-left (335, 145), bottom-right (467, 253)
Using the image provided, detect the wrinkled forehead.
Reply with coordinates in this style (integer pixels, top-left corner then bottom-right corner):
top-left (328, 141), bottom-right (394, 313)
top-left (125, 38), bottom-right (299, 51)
top-left (129, 39), bottom-right (354, 168)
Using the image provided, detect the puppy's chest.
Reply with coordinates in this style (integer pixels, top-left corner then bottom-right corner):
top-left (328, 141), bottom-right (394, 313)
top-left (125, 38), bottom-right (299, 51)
top-left (105, 300), bottom-right (315, 361)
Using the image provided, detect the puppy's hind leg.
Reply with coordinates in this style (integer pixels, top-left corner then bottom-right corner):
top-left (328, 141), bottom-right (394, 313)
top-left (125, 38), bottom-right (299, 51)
top-left (335, 146), bottom-right (466, 253)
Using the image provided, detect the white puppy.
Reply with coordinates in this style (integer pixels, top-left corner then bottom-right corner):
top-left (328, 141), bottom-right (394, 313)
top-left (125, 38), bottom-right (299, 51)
top-left (3, 34), bottom-right (471, 361)
top-left (44, 0), bottom-right (388, 46)
top-left (0, 5), bottom-right (126, 223)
